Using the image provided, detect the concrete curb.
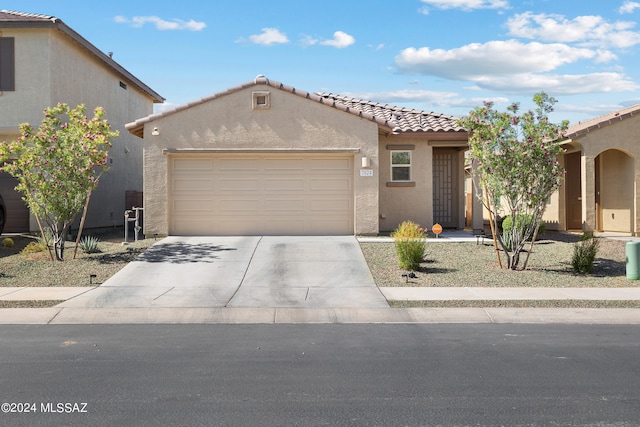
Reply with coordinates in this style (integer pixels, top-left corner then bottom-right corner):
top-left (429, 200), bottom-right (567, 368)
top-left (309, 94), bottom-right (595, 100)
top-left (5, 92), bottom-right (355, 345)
top-left (1, 307), bottom-right (640, 324)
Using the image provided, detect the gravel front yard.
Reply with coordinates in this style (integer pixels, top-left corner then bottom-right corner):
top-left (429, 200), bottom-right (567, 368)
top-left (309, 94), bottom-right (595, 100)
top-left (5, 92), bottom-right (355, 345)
top-left (360, 232), bottom-right (634, 288)
top-left (0, 232), bottom-right (154, 287)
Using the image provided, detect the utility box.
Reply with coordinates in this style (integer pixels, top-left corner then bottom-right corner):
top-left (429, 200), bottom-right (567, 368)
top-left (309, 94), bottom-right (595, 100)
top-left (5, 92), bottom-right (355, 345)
top-left (626, 241), bottom-right (640, 280)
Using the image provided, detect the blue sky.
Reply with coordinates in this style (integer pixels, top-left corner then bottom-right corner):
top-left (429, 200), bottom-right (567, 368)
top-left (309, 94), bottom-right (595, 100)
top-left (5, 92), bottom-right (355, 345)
top-left (5, 0), bottom-right (640, 124)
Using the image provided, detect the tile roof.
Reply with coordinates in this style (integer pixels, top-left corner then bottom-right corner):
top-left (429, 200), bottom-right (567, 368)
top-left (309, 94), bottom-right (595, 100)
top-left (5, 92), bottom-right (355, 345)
top-left (126, 75), bottom-right (467, 138)
top-left (317, 93), bottom-right (466, 134)
top-left (565, 103), bottom-right (640, 139)
top-left (0, 10), bottom-right (164, 103)
top-left (0, 10), bottom-right (55, 22)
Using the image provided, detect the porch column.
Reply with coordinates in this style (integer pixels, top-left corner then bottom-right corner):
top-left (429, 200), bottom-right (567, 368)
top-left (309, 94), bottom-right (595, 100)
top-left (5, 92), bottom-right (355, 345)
top-left (581, 155), bottom-right (596, 233)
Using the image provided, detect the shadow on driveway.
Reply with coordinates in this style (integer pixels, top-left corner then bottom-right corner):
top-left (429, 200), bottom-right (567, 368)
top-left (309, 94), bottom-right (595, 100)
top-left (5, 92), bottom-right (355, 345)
top-left (134, 242), bottom-right (237, 264)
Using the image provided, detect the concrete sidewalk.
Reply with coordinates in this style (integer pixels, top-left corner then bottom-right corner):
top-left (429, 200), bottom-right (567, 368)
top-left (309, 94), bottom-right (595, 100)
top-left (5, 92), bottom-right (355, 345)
top-left (2, 286), bottom-right (640, 324)
top-left (4, 286), bottom-right (640, 303)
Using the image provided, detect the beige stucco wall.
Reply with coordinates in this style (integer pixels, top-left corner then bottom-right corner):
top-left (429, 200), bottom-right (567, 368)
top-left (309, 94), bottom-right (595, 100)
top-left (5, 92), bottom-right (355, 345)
top-left (599, 149), bottom-right (634, 232)
top-left (0, 27), bottom-right (155, 231)
top-left (377, 136), bottom-right (432, 232)
top-left (568, 115), bottom-right (640, 234)
top-left (140, 84), bottom-right (380, 236)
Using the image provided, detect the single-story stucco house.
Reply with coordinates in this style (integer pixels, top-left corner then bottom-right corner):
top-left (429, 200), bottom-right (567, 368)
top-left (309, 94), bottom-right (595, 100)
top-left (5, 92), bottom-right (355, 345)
top-left (126, 75), bottom-right (480, 237)
top-left (545, 104), bottom-right (640, 236)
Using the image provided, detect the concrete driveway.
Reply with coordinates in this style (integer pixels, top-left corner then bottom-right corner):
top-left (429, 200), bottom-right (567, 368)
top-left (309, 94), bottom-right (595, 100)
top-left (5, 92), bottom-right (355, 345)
top-left (60, 236), bottom-right (389, 309)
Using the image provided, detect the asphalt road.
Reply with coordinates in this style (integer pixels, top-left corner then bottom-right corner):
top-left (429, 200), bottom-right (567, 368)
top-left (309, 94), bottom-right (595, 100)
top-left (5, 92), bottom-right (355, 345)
top-left (1, 324), bottom-right (639, 426)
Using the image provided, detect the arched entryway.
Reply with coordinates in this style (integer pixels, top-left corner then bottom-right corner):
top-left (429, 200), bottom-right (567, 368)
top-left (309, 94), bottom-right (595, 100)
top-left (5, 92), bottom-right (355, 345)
top-left (595, 149), bottom-right (635, 233)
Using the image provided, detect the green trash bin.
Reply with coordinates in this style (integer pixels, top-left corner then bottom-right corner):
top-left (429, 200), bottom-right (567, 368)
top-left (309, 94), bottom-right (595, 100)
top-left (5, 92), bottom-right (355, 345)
top-left (626, 241), bottom-right (640, 280)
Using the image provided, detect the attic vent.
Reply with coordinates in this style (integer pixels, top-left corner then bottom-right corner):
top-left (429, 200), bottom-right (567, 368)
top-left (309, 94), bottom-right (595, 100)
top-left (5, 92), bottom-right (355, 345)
top-left (119, 81), bottom-right (127, 90)
top-left (252, 91), bottom-right (270, 110)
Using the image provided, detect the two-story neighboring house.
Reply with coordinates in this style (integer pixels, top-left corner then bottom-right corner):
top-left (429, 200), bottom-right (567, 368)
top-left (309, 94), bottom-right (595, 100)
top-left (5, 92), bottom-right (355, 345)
top-left (0, 10), bottom-right (164, 233)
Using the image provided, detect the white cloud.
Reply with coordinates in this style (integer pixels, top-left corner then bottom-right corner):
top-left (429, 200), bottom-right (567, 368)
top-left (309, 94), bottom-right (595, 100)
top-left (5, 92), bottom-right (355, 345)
top-left (300, 35), bottom-right (318, 47)
top-left (248, 28), bottom-right (289, 45)
top-left (320, 31), bottom-right (355, 48)
top-left (506, 12), bottom-right (640, 49)
top-left (114, 15), bottom-right (205, 31)
top-left (620, 1), bottom-right (640, 14)
top-left (394, 39), bottom-right (637, 95)
top-left (419, 0), bottom-right (509, 12)
top-left (472, 72), bottom-right (639, 94)
top-left (395, 40), bottom-right (598, 79)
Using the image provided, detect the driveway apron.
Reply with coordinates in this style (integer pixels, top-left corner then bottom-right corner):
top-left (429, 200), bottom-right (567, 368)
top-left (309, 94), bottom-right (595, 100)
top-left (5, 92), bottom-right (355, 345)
top-left (59, 236), bottom-right (388, 309)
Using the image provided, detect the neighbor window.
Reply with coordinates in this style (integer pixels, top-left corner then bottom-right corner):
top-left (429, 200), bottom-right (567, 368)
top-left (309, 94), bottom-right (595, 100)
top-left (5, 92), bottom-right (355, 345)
top-left (0, 37), bottom-right (15, 91)
top-left (391, 151), bottom-right (411, 181)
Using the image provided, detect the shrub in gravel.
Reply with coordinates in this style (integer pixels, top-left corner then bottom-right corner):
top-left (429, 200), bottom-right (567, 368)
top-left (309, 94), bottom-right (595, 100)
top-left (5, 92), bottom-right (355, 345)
top-left (21, 241), bottom-right (45, 254)
top-left (572, 233), bottom-right (600, 274)
top-left (1, 237), bottom-right (14, 248)
top-left (79, 235), bottom-right (101, 254)
top-left (391, 220), bottom-right (426, 271)
top-left (502, 214), bottom-right (546, 251)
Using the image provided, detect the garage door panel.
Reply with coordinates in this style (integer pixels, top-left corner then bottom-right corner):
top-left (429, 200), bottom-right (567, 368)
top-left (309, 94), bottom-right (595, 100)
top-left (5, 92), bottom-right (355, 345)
top-left (263, 158), bottom-right (306, 172)
top-left (310, 199), bottom-right (351, 212)
top-left (309, 178), bottom-right (351, 192)
top-left (170, 155), bottom-right (353, 235)
top-left (172, 218), bottom-right (216, 235)
top-left (264, 179), bottom-right (305, 191)
top-left (173, 199), bottom-right (214, 212)
top-left (218, 199), bottom-right (260, 212)
top-left (218, 179), bottom-right (260, 191)
top-left (264, 199), bottom-right (305, 212)
top-left (218, 158), bottom-right (260, 171)
top-left (173, 178), bottom-right (213, 192)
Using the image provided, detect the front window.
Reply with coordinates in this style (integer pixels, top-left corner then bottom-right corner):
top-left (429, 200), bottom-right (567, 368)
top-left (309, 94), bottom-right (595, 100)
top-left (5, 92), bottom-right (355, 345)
top-left (391, 151), bottom-right (411, 181)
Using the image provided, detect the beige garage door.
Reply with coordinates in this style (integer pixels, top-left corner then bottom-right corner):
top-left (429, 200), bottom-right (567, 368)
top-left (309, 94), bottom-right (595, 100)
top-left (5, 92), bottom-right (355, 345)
top-left (169, 154), bottom-right (354, 235)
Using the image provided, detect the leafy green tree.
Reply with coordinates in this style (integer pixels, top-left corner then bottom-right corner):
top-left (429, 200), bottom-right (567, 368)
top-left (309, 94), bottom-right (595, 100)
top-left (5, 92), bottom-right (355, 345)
top-left (457, 93), bottom-right (569, 270)
top-left (0, 103), bottom-right (117, 261)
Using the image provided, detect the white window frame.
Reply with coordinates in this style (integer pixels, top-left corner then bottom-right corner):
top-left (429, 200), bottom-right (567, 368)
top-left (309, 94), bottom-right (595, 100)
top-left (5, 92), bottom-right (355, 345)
top-left (391, 150), bottom-right (411, 182)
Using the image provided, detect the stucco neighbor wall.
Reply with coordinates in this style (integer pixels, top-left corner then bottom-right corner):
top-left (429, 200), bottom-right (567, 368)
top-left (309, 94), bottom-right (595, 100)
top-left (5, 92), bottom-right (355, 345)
top-left (48, 31), bottom-right (154, 230)
top-left (0, 27), bottom-right (155, 231)
top-left (567, 114), bottom-right (640, 235)
top-left (140, 84), bottom-right (380, 236)
top-left (599, 150), bottom-right (634, 232)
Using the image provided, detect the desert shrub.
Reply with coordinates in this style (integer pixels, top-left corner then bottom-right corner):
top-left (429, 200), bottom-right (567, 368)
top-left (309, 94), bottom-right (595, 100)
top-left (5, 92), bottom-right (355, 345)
top-left (21, 241), bottom-right (45, 254)
top-left (392, 220), bottom-right (426, 271)
top-left (1, 237), bottom-right (14, 248)
top-left (79, 235), bottom-right (101, 254)
top-left (502, 214), bottom-right (546, 235)
top-left (501, 214), bottom-right (546, 251)
top-left (571, 233), bottom-right (599, 274)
